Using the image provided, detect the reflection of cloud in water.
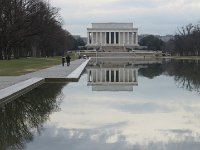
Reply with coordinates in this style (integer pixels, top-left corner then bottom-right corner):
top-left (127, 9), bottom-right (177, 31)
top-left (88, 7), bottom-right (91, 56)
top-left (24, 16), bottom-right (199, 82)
top-left (49, 75), bottom-right (200, 147)
top-left (167, 129), bottom-right (192, 134)
top-left (26, 62), bottom-right (200, 149)
top-left (96, 121), bottom-right (128, 129)
top-left (26, 125), bottom-right (200, 150)
top-left (114, 102), bottom-right (173, 113)
top-left (27, 126), bottom-right (132, 150)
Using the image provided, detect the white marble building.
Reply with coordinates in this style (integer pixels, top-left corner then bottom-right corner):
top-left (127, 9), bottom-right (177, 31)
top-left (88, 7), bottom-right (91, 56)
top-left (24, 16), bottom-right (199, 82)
top-left (87, 23), bottom-right (139, 51)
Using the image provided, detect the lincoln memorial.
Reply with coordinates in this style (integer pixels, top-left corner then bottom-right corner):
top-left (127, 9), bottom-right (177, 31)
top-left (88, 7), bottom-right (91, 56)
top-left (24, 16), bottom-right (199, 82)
top-left (87, 23), bottom-right (139, 51)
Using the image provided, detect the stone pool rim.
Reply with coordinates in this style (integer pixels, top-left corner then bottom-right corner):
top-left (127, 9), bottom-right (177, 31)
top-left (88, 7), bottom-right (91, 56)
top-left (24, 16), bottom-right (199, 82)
top-left (0, 58), bottom-right (90, 105)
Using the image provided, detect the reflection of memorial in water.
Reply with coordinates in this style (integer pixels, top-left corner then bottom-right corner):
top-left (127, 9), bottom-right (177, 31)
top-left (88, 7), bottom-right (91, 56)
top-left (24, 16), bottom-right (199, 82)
top-left (86, 62), bottom-right (138, 91)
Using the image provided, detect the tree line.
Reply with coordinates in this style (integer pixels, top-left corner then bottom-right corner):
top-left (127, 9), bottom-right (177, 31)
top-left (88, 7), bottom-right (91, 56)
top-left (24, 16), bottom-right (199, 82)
top-left (0, 0), bottom-right (83, 60)
top-left (174, 24), bottom-right (200, 56)
top-left (166, 23), bottom-right (200, 56)
top-left (139, 35), bottom-right (164, 51)
top-left (139, 23), bottom-right (200, 56)
top-left (139, 59), bottom-right (200, 94)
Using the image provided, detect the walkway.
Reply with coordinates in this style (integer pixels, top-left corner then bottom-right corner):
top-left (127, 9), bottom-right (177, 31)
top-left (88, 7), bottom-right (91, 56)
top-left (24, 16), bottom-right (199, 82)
top-left (0, 59), bottom-right (88, 90)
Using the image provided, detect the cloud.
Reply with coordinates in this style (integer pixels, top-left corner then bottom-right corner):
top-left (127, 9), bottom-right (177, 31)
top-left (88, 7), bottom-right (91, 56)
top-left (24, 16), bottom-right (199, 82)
top-left (50, 0), bottom-right (200, 36)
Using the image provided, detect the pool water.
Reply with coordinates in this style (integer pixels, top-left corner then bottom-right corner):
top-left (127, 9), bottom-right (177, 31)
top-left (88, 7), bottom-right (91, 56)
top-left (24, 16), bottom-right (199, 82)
top-left (1, 59), bottom-right (200, 150)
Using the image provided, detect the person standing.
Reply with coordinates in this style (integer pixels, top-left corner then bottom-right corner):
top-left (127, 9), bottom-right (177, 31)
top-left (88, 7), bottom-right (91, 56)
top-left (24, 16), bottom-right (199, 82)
top-left (66, 55), bottom-right (71, 66)
top-left (62, 57), bottom-right (65, 66)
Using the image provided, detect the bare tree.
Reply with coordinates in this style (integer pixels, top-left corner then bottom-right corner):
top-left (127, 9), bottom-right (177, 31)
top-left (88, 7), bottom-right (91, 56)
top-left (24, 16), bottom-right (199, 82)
top-left (0, 0), bottom-right (77, 59)
top-left (164, 23), bottom-right (200, 56)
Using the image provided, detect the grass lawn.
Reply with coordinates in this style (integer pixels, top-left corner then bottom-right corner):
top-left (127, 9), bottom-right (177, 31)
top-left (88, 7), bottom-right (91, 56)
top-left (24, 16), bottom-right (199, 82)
top-left (173, 56), bottom-right (200, 60)
top-left (0, 55), bottom-right (78, 76)
top-left (162, 56), bottom-right (200, 60)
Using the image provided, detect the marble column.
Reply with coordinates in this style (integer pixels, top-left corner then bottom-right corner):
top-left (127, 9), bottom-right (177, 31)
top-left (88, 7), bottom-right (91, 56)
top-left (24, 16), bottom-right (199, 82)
top-left (91, 32), bottom-right (94, 44)
top-left (114, 32), bottom-right (116, 44)
top-left (114, 70), bottom-right (116, 82)
top-left (104, 32), bottom-right (106, 44)
top-left (132, 32), bottom-right (134, 45)
top-left (87, 32), bottom-right (90, 44)
top-left (123, 32), bottom-right (125, 44)
top-left (129, 69), bottom-right (132, 82)
top-left (100, 32), bottom-right (102, 44)
top-left (96, 70), bottom-right (98, 82)
top-left (123, 69), bottom-right (125, 82)
top-left (104, 70), bottom-right (106, 82)
top-left (109, 70), bottom-right (111, 82)
top-left (92, 70), bottom-right (94, 82)
top-left (96, 32), bottom-right (98, 44)
top-left (127, 32), bottom-right (130, 44)
top-left (109, 32), bottom-right (111, 44)
top-left (100, 69), bottom-right (102, 82)
top-left (119, 32), bottom-right (121, 45)
top-left (127, 69), bottom-right (129, 82)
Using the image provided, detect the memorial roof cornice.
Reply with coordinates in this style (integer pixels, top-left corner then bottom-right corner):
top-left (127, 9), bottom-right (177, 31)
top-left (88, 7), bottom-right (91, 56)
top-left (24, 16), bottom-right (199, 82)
top-left (87, 28), bottom-right (138, 30)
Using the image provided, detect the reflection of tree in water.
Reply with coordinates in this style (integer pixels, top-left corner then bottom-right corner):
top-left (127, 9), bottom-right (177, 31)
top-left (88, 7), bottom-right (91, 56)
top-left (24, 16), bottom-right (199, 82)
top-left (0, 83), bottom-right (66, 150)
top-left (138, 59), bottom-right (200, 93)
top-left (164, 59), bottom-right (200, 94)
top-left (138, 63), bottom-right (164, 79)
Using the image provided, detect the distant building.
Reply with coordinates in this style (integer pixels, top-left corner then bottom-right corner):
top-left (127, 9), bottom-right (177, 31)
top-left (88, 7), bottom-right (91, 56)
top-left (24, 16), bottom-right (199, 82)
top-left (159, 35), bottom-right (174, 42)
top-left (87, 23), bottom-right (139, 51)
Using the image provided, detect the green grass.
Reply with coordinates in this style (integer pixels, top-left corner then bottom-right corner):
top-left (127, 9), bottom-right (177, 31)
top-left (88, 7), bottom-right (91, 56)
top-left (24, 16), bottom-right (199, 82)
top-left (0, 55), bottom-right (78, 76)
top-left (173, 56), bottom-right (200, 60)
top-left (162, 56), bottom-right (200, 60)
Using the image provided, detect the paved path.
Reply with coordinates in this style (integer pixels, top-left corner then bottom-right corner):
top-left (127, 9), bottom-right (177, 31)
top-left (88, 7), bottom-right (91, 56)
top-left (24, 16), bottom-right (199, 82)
top-left (0, 59), bottom-right (87, 90)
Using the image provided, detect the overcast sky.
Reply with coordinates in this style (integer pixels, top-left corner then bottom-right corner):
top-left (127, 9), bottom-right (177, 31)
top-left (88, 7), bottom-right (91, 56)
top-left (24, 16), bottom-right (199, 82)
top-left (50, 0), bottom-right (200, 37)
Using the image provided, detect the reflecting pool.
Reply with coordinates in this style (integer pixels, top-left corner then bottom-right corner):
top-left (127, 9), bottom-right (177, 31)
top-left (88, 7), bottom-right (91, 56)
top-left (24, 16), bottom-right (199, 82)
top-left (1, 59), bottom-right (200, 150)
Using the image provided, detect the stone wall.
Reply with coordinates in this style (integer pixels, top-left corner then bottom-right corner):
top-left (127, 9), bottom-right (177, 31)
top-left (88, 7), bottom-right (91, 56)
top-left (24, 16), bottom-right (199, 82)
top-left (80, 51), bottom-right (162, 58)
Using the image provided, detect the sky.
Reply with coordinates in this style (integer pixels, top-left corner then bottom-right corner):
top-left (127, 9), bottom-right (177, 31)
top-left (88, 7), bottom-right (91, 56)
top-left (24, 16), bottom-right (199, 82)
top-left (50, 0), bottom-right (200, 37)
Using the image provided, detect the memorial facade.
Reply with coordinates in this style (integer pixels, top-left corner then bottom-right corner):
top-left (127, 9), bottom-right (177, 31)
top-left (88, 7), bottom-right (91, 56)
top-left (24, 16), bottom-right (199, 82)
top-left (87, 23), bottom-right (139, 51)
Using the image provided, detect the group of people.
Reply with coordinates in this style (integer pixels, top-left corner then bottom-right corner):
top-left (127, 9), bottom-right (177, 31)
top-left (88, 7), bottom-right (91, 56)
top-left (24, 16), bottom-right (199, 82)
top-left (62, 55), bottom-right (71, 66)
